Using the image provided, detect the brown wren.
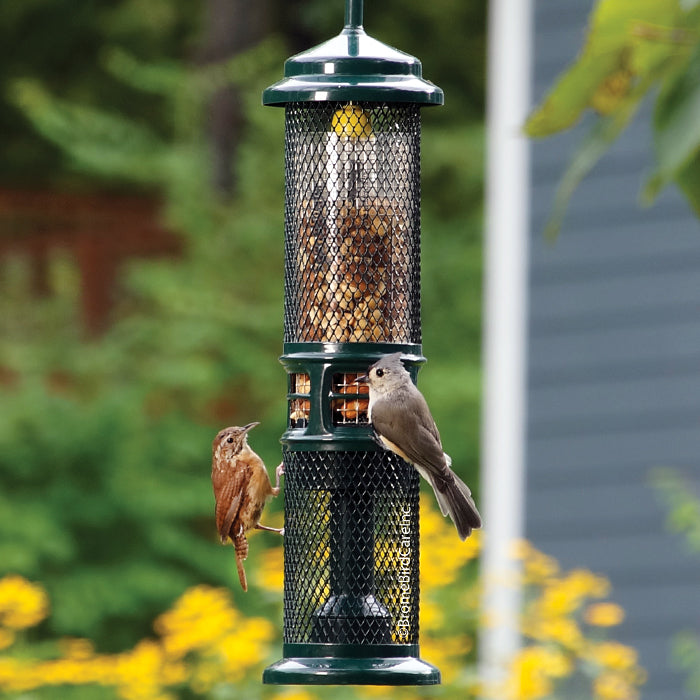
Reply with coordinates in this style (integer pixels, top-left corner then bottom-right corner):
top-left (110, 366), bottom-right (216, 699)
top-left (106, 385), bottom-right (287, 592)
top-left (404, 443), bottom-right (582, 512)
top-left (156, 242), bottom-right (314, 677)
top-left (211, 422), bottom-right (284, 591)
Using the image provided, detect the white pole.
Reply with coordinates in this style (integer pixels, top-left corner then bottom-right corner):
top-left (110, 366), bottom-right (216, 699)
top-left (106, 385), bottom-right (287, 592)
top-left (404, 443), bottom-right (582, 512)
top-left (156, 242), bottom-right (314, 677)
top-left (478, 0), bottom-right (532, 694)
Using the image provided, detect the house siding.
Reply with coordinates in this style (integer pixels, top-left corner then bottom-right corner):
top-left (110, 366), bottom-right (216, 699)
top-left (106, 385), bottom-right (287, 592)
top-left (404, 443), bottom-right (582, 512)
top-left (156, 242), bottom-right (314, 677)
top-left (527, 2), bottom-right (700, 698)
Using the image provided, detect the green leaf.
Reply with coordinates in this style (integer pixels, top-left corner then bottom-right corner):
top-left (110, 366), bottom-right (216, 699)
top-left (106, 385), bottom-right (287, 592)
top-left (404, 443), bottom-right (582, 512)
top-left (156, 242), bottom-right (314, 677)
top-left (675, 150), bottom-right (700, 215)
top-left (9, 78), bottom-right (168, 183)
top-left (590, 0), bottom-right (678, 50)
top-left (525, 0), bottom-right (679, 137)
top-left (102, 46), bottom-right (182, 95)
top-left (643, 45), bottom-right (700, 204)
top-left (672, 631), bottom-right (700, 694)
top-left (542, 85), bottom-right (647, 240)
top-left (526, 54), bottom-right (621, 136)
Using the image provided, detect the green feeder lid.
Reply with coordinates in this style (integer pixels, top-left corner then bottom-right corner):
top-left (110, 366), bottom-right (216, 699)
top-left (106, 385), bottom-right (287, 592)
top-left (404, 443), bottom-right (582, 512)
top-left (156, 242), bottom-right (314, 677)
top-left (263, 0), bottom-right (443, 106)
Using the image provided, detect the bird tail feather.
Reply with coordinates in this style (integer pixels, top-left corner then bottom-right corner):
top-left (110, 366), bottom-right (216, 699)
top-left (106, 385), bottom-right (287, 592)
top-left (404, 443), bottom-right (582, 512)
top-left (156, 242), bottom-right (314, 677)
top-left (233, 532), bottom-right (249, 592)
top-left (427, 468), bottom-right (482, 541)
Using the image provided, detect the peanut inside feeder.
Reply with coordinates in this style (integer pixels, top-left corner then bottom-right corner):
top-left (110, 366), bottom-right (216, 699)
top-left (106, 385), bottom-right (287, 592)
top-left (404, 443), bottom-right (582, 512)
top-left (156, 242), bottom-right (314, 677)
top-left (331, 372), bottom-right (370, 425)
top-left (289, 373), bottom-right (311, 427)
top-left (289, 104), bottom-right (416, 346)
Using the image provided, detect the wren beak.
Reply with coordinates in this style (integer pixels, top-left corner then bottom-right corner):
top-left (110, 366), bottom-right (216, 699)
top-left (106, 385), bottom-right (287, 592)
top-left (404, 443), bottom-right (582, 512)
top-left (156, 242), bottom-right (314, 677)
top-left (242, 421), bottom-right (260, 433)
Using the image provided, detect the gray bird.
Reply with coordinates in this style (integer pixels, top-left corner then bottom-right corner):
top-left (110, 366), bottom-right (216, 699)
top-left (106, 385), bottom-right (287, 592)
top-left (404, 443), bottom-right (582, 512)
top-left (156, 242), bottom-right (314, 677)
top-left (360, 352), bottom-right (482, 540)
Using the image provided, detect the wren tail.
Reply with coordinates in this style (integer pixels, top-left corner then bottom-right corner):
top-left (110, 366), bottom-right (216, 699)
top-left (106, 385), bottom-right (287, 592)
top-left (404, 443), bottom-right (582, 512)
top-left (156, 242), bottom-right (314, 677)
top-left (232, 532), bottom-right (249, 592)
top-left (429, 470), bottom-right (482, 541)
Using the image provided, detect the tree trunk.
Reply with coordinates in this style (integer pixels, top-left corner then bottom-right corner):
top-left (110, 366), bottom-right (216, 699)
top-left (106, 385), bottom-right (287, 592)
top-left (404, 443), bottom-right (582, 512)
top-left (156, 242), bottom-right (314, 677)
top-left (196, 0), bottom-right (272, 196)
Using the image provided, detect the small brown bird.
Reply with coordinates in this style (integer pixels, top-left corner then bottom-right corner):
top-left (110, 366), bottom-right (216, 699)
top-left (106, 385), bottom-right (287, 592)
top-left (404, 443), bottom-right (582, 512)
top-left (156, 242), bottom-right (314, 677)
top-left (211, 422), bottom-right (284, 591)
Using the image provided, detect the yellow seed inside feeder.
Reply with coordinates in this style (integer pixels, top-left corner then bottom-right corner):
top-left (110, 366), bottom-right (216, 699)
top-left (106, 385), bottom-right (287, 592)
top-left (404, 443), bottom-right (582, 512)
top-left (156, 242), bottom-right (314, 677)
top-left (332, 105), bottom-right (373, 138)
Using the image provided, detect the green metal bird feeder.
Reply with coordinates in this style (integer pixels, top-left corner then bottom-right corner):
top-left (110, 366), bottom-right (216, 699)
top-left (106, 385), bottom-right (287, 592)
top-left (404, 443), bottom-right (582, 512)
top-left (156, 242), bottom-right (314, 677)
top-left (262, 0), bottom-right (443, 685)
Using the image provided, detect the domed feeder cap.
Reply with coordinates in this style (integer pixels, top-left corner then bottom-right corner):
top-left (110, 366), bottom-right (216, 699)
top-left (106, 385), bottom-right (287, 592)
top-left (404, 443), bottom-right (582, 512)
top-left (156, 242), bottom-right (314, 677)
top-left (263, 5), bottom-right (443, 106)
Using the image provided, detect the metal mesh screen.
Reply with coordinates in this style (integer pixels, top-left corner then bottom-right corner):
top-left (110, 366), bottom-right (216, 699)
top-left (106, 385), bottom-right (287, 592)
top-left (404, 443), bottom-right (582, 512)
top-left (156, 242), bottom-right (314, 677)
top-left (331, 372), bottom-right (369, 426)
top-left (282, 450), bottom-right (420, 645)
top-left (284, 102), bottom-right (421, 344)
top-left (289, 373), bottom-right (310, 428)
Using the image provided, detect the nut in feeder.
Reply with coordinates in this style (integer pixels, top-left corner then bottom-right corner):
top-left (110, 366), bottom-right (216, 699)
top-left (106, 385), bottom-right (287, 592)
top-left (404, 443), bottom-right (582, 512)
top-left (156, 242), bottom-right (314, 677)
top-left (262, 0), bottom-right (444, 685)
top-left (292, 102), bottom-right (417, 347)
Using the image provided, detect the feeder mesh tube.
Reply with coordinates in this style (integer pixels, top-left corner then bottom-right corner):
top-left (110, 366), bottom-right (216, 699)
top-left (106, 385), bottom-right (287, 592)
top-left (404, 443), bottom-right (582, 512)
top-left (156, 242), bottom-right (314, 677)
top-left (283, 103), bottom-right (421, 345)
top-left (280, 103), bottom-right (423, 650)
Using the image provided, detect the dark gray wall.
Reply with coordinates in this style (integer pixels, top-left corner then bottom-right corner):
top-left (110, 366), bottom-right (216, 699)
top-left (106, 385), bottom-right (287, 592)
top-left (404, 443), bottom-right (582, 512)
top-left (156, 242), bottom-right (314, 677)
top-left (527, 2), bottom-right (700, 699)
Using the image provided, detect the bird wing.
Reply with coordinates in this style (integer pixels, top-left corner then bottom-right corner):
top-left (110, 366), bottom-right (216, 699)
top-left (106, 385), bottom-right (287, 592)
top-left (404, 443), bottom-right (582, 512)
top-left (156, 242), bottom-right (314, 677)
top-left (371, 393), bottom-right (449, 481)
top-left (242, 450), bottom-right (273, 496)
top-left (212, 467), bottom-right (247, 542)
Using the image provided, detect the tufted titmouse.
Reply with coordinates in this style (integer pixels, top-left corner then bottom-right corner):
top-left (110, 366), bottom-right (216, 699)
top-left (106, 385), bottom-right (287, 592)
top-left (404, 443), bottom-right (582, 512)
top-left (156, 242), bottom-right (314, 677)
top-left (359, 353), bottom-right (482, 540)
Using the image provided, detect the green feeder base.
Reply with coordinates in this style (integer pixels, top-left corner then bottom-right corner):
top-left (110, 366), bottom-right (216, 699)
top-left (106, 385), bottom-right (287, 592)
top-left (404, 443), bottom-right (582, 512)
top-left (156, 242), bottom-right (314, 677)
top-left (262, 644), bottom-right (440, 686)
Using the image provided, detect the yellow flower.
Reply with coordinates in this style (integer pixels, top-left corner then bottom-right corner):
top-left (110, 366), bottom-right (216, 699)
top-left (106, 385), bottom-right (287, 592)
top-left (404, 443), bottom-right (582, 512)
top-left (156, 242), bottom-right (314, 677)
top-left (0, 629), bottom-right (14, 650)
top-left (419, 495), bottom-right (480, 591)
top-left (587, 642), bottom-right (638, 672)
top-left (217, 617), bottom-right (275, 675)
top-left (155, 585), bottom-right (239, 658)
top-left (58, 638), bottom-right (95, 660)
top-left (585, 602), bottom-right (625, 627)
top-left (420, 633), bottom-right (472, 683)
top-left (481, 645), bottom-right (576, 700)
top-left (523, 615), bottom-right (583, 651)
top-left (113, 639), bottom-right (176, 700)
top-left (567, 569), bottom-right (610, 598)
top-left (537, 570), bottom-right (610, 619)
top-left (0, 659), bottom-right (28, 692)
top-left (419, 597), bottom-right (443, 632)
top-left (189, 660), bottom-right (220, 695)
top-left (0, 575), bottom-right (49, 629)
top-left (539, 585), bottom-right (578, 617)
top-left (511, 540), bottom-right (560, 584)
top-left (270, 690), bottom-right (317, 700)
top-left (153, 583), bottom-right (274, 692)
top-left (510, 539), bottom-right (531, 558)
top-left (0, 581), bottom-right (280, 699)
top-left (257, 546), bottom-right (284, 592)
top-left (0, 543), bottom-right (644, 700)
top-left (593, 671), bottom-right (639, 700)
top-left (509, 646), bottom-right (555, 700)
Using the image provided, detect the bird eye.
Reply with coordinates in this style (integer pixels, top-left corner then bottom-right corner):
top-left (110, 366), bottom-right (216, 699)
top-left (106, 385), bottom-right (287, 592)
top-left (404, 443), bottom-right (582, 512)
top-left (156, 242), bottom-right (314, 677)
top-left (376, 369), bottom-right (384, 378)
top-left (226, 437), bottom-right (234, 443)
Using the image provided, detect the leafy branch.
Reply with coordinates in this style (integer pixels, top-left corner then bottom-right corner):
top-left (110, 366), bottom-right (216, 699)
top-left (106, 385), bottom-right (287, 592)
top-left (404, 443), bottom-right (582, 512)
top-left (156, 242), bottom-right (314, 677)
top-left (525, 0), bottom-right (700, 237)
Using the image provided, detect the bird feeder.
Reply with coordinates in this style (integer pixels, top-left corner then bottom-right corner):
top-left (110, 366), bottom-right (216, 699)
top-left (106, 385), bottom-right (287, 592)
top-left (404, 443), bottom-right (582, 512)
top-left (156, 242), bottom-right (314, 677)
top-left (262, 0), bottom-right (443, 685)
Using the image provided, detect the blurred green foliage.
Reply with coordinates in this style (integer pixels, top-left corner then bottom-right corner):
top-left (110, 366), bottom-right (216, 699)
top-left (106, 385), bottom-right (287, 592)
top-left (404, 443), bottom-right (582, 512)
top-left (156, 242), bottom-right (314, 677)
top-left (651, 467), bottom-right (700, 696)
top-left (0, 0), bottom-right (485, 662)
top-left (0, 0), bottom-right (202, 186)
top-left (651, 467), bottom-right (700, 552)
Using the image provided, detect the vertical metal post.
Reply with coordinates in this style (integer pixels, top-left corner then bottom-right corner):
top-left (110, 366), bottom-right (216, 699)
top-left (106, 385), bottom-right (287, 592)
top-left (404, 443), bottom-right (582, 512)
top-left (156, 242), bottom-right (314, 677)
top-left (313, 483), bottom-right (391, 645)
top-left (345, 0), bottom-right (363, 28)
top-left (479, 0), bottom-right (533, 692)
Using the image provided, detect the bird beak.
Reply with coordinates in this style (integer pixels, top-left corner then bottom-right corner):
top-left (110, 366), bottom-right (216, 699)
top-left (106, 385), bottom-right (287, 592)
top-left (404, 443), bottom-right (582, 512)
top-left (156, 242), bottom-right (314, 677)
top-left (355, 374), bottom-right (368, 384)
top-left (242, 421), bottom-right (260, 433)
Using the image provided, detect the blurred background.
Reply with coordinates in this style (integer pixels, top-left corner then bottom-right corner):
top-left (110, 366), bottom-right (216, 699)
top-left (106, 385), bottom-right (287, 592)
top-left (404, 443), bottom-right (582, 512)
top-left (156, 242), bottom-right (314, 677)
top-left (0, 0), bottom-right (487, 697)
top-left (2, 0), bottom-right (700, 699)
